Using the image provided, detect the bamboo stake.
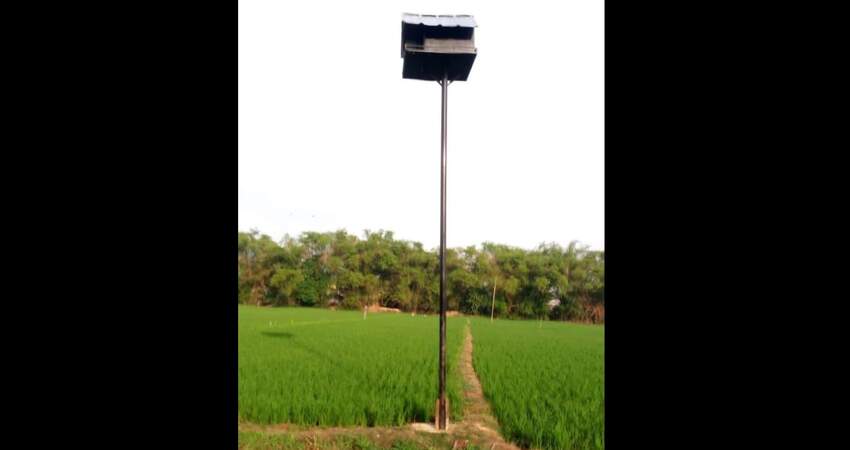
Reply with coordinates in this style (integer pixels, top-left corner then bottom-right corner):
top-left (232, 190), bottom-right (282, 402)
top-left (490, 277), bottom-right (497, 322)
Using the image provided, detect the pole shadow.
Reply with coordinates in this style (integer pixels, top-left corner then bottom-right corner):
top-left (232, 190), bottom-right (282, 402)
top-left (260, 331), bottom-right (294, 339)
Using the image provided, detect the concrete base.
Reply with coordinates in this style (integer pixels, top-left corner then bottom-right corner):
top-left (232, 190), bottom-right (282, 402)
top-left (410, 422), bottom-right (451, 434)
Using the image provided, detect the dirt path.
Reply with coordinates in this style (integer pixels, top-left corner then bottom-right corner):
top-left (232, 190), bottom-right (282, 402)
top-left (239, 323), bottom-right (520, 449)
top-left (449, 323), bottom-right (521, 450)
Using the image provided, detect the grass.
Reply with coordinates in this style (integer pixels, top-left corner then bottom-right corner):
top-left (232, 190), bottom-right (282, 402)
top-left (239, 306), bottom-right (464, 427)
top-left (469, 317), bottom-right (604, 450)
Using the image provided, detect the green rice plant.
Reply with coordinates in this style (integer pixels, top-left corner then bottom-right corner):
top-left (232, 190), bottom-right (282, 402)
top-left (470, 317), bottom-right (604, 450)
top-left (239, 306), bottom-right (464, 426)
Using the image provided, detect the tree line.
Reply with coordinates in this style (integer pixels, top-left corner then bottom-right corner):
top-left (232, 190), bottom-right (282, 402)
top-left (238, 229), bottom-right (604, 323)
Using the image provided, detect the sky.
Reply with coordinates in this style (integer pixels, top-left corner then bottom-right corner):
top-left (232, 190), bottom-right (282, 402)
top-left (239, 0), bottom-right (604, 251)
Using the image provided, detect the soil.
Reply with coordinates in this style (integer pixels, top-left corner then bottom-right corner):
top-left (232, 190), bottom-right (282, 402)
top-left (239, 324), bottom-right (520, 449)
top-left (239, 422), bottom-right (445, 448)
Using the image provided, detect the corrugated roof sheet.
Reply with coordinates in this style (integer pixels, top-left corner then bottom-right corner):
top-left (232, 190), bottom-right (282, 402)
top-left (402, 13), bottom-right (477, 28)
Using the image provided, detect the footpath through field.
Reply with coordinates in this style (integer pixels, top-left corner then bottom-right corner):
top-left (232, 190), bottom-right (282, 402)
top-left (449, 322), bottom-right (521, 450)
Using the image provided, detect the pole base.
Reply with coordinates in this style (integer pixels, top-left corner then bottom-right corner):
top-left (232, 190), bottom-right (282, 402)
top-left (434, 398), bottom-right (450, 429)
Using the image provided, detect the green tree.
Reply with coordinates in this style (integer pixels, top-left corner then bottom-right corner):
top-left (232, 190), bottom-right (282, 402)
top-left (237, 229), bottom-right (603, 323)
top-left (269, 267), bottom-right (304, 305)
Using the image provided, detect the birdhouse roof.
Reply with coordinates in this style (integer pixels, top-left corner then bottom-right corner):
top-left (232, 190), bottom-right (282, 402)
top-left (401, 13), bottom-right (477, 28)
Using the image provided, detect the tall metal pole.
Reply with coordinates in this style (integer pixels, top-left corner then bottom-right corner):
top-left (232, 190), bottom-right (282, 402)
top-left (438, 72), bottom-right (448, 430)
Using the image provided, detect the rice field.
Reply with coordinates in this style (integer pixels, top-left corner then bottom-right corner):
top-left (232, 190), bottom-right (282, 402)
top-left (238, 305), bottom-right (464, 426)
top-left (239, 306), bottom-right (604, 449)
top-left (470, 317), bottom-right (604, 450)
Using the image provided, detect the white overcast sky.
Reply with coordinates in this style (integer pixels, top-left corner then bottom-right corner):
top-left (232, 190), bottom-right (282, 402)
top-left (239, 0), bottom-right (604, 251)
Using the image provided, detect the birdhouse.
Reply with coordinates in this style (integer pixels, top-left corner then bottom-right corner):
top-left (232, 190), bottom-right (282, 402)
top-left (401, 13), bottom-right (477, 82)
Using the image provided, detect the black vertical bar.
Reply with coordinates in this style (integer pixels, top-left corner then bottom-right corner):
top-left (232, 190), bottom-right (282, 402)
top-left (438, 73), bottom-right (448, 430)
